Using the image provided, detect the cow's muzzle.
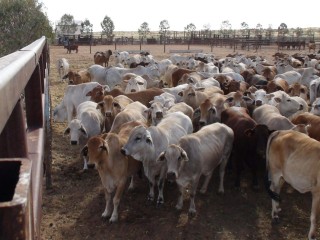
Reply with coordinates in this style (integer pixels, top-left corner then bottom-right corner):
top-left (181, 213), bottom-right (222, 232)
top-left (166, 172), bottom-right (177, 182)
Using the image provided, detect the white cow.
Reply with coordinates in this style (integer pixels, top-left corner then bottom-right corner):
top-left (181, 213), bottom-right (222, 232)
top-left (310, 77), bottom-right (320, 105)
top-left (274, 71), bottom-right (301, 85)
top-left (252, 104), bottom-right (295, 130)
top-left (157, 122), bottom-right (234, 215)
top-left (122, 73), bottom-right (147, 93)
top-left (113, 50), bottom-right (129, 65)
top-left (57, 58), bottom-right (69, 81)
top-left (121, 111), bottom-right (193, 206)
top-left (311, 97), bottom-right (320, 116)
top-left (53, 82), bottom-right (105, 123)
top-left (104, 65), bottom-right (160, 89)
top-left (267, 91), bottom-right (304, 118)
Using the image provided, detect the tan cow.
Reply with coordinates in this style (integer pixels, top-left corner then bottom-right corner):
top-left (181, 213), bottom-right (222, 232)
top-left (96, 95), bottom-right (133, 132)
top-left (197, 94), bottom-right (228, 127)
top-left (265, 130), bottom-right (320, 240)
top-left (81, 121), bottom-right (143, 223)
top-left (157, 122), bottom-right (234, 215)
top-left (291, 112), bottom-right (320, 141)
top-left (178, 84), bottom-right (223, 109)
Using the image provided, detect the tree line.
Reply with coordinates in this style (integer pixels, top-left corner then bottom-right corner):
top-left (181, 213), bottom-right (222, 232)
top-left (0, 0), bottom-right (318, 57)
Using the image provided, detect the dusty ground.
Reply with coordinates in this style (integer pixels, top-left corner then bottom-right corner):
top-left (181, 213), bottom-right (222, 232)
top-left (41, 43), bottom-right (315, 240)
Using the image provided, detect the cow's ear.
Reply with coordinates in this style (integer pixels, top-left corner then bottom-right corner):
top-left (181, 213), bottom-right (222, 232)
top-left (97, 101), bottom-right (104, 109)
top-left (273, 97), bottom-right (281, 103)
top-left (80, 126), bottom-right (88, 138)
top-left (81, 145), bottom-right (88, 157)
top-left (146, 137), bottom-right (152, 145)
top-left (64, 127), bottom-right (70, 136)
top-left (180, 149), bottom-right (189, 162)
top-left (157, 152), bottom-right (166, 162)
top-left (99, 142), bottom-right (108, 152)
top-left (85, 90), bottom-right (92, 97)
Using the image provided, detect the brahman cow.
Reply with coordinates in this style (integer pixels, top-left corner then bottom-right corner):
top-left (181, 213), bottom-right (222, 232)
top-left (178, 84), bottom-right (223, 109)
top-left (96, 95), bottom-right (133, 132)
top-left (221, 106), bottom-right (272, 189)
top-left (121, 111), bottom-right (193, 206)
top-left (157, 122), bottom-right (234, 215)
top-left (53, 82), bottom-right (105, 123)
top-left (311, 97), bottom-right (320, 115)
top-left (265, 130), bottom-right (320, 240)
top-left (109, 101), bottom-right (148, 134)
top-left (62, 70), bottom-right (91, 85)
top-left (291, 112), bottom-right (320, 141)
top-left (94, 50), bottom-right (113, 67)
top-left (57, 58), bottom-right (69, 81)
top-left (81, 121), bottom-right (144, 223)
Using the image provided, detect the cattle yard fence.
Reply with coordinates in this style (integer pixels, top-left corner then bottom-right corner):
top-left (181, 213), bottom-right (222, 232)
top-left (0, 36), bottom-right (51, 240)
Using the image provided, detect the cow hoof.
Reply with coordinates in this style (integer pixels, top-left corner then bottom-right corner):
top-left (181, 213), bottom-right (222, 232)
top-left (156, 200), bottom-right (164, 208)
top-left (188, 210), bottom-right (197, 217)
top-left (272, 217), bottom-right (280, 224)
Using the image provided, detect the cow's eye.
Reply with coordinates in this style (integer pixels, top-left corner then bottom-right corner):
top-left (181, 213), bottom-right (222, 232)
top-left (287, 99), bottom-right (291, 102)
top-left (135, 137), bottom-right (141, 142)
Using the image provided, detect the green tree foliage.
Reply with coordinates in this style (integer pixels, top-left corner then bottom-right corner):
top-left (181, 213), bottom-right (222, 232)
top-left (220, 20), bottom-right (232, 35)
top-left (81, 19), bottom-right (93, 35)
top-left (101, 15), bottom-right (115, 41)
top-left (254, 23), bottom-right (263, 37)
top-left (57, 14), bottom-right (78, 35)
top-left (138, 22), bottom-right (150, 39)
top-left (278, 23), bottom-right (289, 36)
top-left (184, 23), bottom-right (196, 38)
top-left (0, 0), bottom-right (53, 57)
top-left (240, 22), bottom-right (249, 36)
top-left (159, 20), bottom-right (170, 37)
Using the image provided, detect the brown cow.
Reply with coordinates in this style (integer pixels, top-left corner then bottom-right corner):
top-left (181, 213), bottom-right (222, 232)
top-left (287, 82), bottom-right (309, 103)
top-left (81, 121), bottom-right (143, 223)
top-left (291, 112), bottom-right (320, 141)
top-left (94, 50), bottom-right (113, 67)
top-left (86, 86), bottom-right (164, 107)
top-left (221, 106), bottom-right (272, 189)
top-left (171, 68), bottom-right (196, 87)
top-left (63, 70), bottom-right (91, 85)
top-left (265, 129), bottom-right (320, 240)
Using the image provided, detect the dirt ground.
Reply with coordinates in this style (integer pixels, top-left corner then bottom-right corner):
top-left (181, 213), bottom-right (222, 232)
top-left (41, 43), bottom-right (316, 240)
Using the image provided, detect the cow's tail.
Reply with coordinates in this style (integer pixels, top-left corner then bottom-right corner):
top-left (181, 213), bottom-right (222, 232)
top-left (264, 130), bottom-right (281, 203)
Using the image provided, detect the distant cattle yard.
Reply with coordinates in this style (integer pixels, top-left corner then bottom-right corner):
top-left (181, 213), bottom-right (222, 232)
top-left (41, 43), bottom-right (320, 240)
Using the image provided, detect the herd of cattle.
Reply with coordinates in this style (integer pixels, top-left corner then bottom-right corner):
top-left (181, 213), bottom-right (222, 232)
top-left (54, 49), bottom-right (320, 239)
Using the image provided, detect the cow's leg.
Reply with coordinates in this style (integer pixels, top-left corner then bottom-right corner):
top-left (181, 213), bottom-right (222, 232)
top-left (176, 185), bottom-right (185, 210)
top-left (309, 191), bottom-right (320, 240)
top-left (110, 180), bottom-right (126, 223)
top-left (188, 180), bottom-right (199, 216)
top-left (218, 156), bottom-right (229, 194)
top-left (156, 177), bottom-right (165, 207)
top-left (200, 171), bottom-right (213, 194)
top-left (128, 176), bottom-right (135, 190)
top-left (101, 189), bottom-right (112, 219)
top-left (147, 179), bottom-right (155, 202)
top-left (270, 173), bottom-right (283, 222)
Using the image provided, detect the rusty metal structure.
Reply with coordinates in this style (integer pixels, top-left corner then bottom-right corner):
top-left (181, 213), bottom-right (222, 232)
top-left (0, 36), bottom-right (50, 240)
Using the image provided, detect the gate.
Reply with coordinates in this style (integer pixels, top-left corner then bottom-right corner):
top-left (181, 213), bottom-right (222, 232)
top-left (0, 36), bottom-right (50, 240)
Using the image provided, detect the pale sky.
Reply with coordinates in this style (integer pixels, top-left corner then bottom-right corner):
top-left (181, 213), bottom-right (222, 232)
top-left (40, 0), bottom-right (320, 32)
